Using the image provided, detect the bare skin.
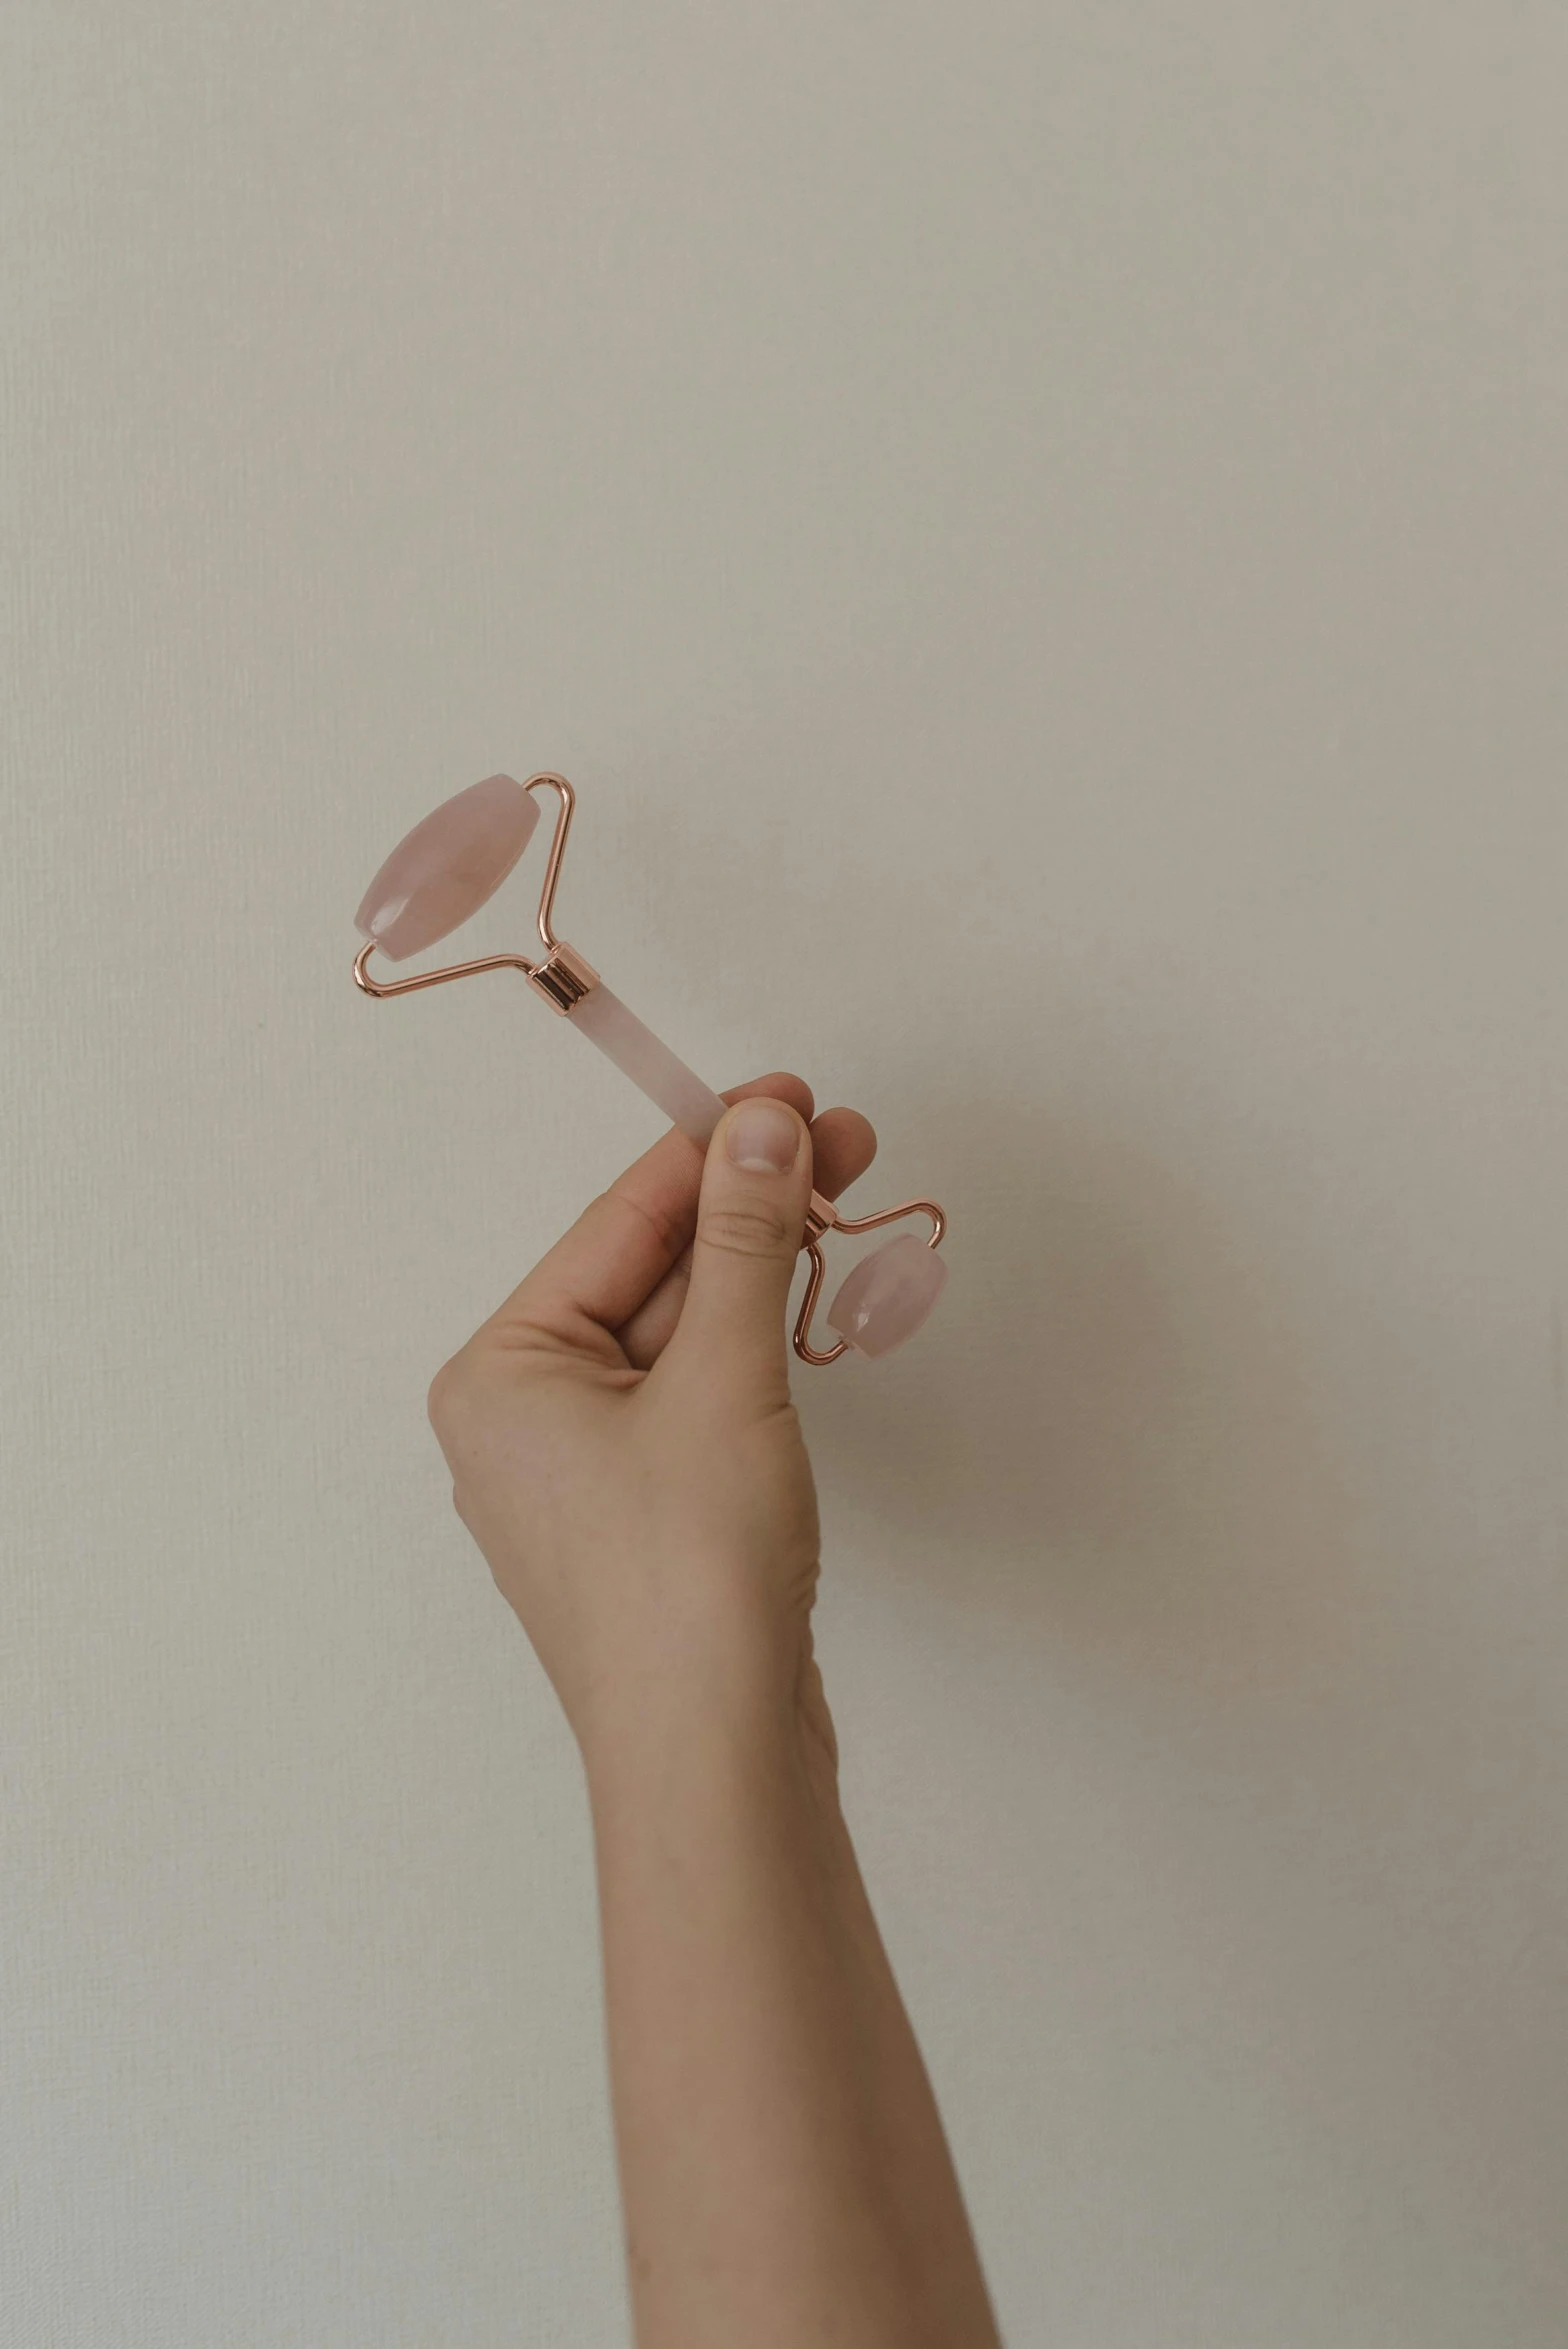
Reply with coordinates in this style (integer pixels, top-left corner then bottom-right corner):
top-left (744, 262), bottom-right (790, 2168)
top-left (427, 1072), bottom-right (1002, 2349)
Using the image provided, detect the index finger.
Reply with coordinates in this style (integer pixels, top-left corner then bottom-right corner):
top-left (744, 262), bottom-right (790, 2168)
top-left (477, 1072), bottom-right (817, 1351)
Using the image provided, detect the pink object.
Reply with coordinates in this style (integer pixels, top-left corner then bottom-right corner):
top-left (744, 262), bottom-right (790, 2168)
top-left (826, 1232), bottom-right (948, 1359)
top-left (570, 984), bottom-right (728, 1145)
top-left (352, 769), bottom-right (951, 1367)
top-left (355, 776), bottom-right (538, 961)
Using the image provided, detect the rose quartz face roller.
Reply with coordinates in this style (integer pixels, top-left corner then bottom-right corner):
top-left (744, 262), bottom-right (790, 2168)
top-left (352, 772), bottom-right (947, 1364)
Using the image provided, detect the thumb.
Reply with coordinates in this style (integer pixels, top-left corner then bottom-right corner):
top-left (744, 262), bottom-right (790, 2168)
top-left (663, 1096), bottom-right (811, 1400)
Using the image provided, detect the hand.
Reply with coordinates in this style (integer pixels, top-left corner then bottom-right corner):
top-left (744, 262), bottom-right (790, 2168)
top-left (425, 1074), bottom-right (876, 1788)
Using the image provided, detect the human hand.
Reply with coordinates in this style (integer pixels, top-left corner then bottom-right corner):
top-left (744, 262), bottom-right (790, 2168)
top-left (425, 1075), bottom-right (876, 1790)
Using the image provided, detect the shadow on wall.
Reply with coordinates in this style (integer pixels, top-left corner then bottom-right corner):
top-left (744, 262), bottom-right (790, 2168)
top-left (802, 1061), bottom-right (1370, 1697)
top-left (801, 1061), bottom-right (1568, 2315)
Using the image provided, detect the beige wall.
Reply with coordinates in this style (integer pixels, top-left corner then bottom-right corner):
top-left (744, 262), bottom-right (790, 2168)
top-left (5, 6), bottom-right (1565, 2343)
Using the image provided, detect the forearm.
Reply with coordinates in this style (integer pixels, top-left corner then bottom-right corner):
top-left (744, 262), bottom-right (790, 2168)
top-left (585, 1661), bottom-right (1001, 2349)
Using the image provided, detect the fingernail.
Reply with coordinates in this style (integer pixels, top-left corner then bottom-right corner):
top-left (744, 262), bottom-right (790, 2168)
top-left (724, 1100), bottom-right (800, 1173)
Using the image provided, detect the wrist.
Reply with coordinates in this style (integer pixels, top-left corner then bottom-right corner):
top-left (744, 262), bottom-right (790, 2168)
top-left (565, 1539), bottom-right (811, 1762)
top-left (581, 1645), bottom-right (840, 1848)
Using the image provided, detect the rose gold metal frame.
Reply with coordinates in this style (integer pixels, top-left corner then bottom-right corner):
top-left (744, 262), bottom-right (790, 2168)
top-left (353, 770), bottom-right (948, 1365)
top-left (352, 774), bottom-right (599, 1012)
top-left (793, 1196), bottom-right (946, 1365)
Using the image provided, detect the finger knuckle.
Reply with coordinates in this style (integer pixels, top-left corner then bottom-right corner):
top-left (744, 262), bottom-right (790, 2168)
top-left (697, 1201), bottom-right (793, 1260)
top-left (604, 1182), bottom-right (686, 1257)
top-left (426, 1350), bottom-right (473, 1434)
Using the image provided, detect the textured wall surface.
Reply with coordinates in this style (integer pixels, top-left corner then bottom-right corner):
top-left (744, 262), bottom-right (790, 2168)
top-left (4, 6), bottom-right (1565, 2344)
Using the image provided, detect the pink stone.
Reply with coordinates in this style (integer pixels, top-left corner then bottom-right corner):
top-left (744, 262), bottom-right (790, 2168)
top-left (354, 776), bottom-right (538, 960)
top-left (826, 1231), bottom-right (947, 1359)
